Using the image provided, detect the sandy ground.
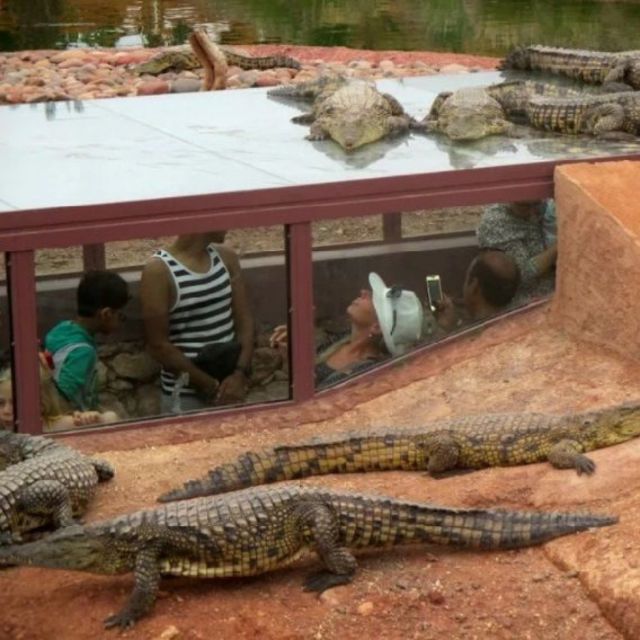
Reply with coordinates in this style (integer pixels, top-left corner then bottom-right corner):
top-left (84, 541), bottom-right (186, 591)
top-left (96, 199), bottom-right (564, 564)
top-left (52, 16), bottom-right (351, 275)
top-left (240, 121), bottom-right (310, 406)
top-left (1, 305), bottom-right (639, 640)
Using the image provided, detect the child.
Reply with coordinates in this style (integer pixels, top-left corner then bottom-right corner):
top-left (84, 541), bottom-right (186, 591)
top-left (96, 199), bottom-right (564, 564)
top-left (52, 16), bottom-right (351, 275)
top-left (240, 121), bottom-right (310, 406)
top-left (44, 270), bottom-right (129, 412)
top-left (0, 360), bottom-right (118, 432)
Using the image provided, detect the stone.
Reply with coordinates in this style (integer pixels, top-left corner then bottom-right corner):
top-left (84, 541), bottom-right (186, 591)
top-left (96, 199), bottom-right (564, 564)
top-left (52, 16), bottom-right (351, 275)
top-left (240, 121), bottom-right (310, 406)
top-left (137, 79), bottom-right (170, 96)
top-left (156, 626), bottom-right (181, 640)
top-left (136, 383), bottom-right (162, 417)
top-left (170, 78), bottom-right (202, 93)
top-left (98, 392), bottom-right (127, 419)
top-left (111, 351), bottom-right (161, 382)
top-left (439, 63), bottom-right (469, 74)
top-left (250, 347), bottom-right (284, 385)
top-left (357, 601), bottom-right (374, 616)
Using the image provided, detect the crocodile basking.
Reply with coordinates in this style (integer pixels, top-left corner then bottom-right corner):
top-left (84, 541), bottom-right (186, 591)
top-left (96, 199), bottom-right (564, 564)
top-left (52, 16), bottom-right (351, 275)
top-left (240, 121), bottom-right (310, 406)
top-left (278, 78), bottom-right (417, 151)
top-left (0, 485), bottom-right (616, 628)
top-left (421, 80), bottom-right (586, 141)
top-left (0, 430), bottom-right (114, 544)
top-left (525, 90), bottom-right (640, 137)
top-left (135, 45), bottom-right (301, 75)
top-left (158, 402), bottom-right (640, 502)
top-left (500, 45), bottom-right (640, 90)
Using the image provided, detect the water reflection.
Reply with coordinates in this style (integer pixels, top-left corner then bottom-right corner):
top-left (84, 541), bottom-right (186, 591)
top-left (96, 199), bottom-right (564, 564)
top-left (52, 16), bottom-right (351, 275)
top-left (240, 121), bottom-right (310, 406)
top-left (3, 0), bottom-right (640, 54)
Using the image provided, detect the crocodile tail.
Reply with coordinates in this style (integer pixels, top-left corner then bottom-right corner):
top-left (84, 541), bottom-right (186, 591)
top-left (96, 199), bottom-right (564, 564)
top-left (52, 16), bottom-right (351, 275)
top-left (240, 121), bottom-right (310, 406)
top-left (331, 495), bottom-right (617, 549)
top-left (157, 434), bottom-right (426, 502)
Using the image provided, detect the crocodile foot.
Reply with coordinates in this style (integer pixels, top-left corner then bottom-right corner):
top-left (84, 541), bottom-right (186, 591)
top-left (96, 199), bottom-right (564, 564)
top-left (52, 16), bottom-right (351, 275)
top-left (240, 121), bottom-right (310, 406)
top-left (303, 571), bottom-right (353, 593)
top-left (574, 455), bottom-right (596, 476)
top-left (104, 609), bottom-right (140, 630)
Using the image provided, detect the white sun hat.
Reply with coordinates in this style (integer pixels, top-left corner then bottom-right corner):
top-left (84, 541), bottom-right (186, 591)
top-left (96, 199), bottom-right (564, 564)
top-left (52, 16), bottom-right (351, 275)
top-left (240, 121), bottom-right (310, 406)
top-left (369, 272), bottom-right (423, 356)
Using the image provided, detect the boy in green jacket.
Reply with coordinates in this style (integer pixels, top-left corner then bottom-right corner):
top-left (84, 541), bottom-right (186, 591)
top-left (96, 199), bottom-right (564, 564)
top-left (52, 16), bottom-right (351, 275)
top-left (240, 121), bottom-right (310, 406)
top-left (44, 270), bottom-right (129, 411)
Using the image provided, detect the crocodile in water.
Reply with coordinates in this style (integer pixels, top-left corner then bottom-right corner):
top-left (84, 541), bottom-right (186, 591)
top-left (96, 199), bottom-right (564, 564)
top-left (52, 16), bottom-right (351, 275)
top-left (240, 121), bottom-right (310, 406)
top-left (0, 485), bottom-right (616, 628)
top-left (500, 45), bottom-right (640, 91)
top-left (158, 402), bottom-right (640, 501)
top-left (0, 430), bottom-right (114, 544)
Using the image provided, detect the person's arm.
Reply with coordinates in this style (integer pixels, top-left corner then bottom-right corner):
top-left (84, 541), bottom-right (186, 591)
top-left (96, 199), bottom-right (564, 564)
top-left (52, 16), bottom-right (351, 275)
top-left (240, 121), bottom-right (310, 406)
top-left (215, 246), bottom-right (254, 404)
top-left (139, 257), bottom-right (219, 400)
top-left (54, 347), bottom-right (97, 410)
top-left (532, 242), bottom-right (558, 277)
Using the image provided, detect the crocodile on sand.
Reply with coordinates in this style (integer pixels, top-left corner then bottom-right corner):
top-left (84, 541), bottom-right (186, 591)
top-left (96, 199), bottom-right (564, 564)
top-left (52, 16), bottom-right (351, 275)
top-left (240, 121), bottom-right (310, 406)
top-left (500, 45), bottom-right (640, 91)
top-left (158, 402), bottom-right (640, 502)
top-left (135, 45), bottom-right (301, 75)
top-left (0, 430), bottom-right (114, 544)
top-left (525, 90), bottom-right (640, 137)
top-left (0, 485), bottom-right (616, 628)
top-left (272, 77), bottom-right (418, 151)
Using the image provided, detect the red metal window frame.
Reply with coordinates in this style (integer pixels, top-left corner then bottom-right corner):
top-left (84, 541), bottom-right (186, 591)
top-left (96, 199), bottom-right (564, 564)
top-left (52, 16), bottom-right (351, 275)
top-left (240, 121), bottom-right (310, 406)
top-left (3, 156), bottom-right (637, 436)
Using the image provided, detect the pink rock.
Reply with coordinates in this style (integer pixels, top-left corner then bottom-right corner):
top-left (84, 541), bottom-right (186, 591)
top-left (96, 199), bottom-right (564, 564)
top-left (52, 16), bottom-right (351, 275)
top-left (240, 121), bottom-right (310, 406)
top-left (137, 79), bottom-right (170, 96)
top-left (255, 72), bottom-right (280, 88)
top-left (50, 50), bottom-right (86, 64)
top-left (58, 58), bottom-right (86, 69)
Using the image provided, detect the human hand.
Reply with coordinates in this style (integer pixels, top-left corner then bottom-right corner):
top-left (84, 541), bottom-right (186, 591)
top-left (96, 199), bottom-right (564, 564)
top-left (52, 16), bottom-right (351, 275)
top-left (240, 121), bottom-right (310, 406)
top-left (433, 294), bottom-right (457, 331)
top-left (269, 325), bottom-right (288, 349)
top-left (215, 370), bottom-right (248, 406)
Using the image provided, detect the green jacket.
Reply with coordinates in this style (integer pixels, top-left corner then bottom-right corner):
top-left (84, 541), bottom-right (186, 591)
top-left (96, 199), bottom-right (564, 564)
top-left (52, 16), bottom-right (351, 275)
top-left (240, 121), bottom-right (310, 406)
top-left (44, 320), bottom-right (98, 411)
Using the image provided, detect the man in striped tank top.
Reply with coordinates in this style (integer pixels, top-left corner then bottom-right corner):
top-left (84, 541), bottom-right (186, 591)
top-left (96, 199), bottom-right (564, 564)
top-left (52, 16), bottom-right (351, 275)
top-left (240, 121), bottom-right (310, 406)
top-left (140, 232), bottom-right (254, 413)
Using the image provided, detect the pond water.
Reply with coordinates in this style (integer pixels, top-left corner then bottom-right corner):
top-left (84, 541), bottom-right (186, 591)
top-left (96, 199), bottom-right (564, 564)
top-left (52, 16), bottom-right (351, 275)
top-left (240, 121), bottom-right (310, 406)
top-left (2, 0), bottom-right (640, 55)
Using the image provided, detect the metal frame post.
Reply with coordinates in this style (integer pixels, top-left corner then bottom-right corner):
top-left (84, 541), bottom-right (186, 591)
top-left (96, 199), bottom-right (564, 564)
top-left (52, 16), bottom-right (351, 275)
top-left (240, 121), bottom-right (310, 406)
top-left (82, 244), bottom-right (106, 272)
top-left (6, 250), bottom-right (42, 434)
top-left (285, 222), bottom-right (315, 402)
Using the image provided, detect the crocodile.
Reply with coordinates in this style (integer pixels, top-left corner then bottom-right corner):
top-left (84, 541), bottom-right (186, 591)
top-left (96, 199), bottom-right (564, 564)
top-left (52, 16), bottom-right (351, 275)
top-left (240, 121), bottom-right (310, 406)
top-left (0, 430), bottom-right (114, 544)
top-left (420, 80), bottom-right (586, 141)
top-left (135, 45), bottom-right (301, 75)
top-left (525, 90), bottom-right (640, 137)
top-left (500, 45), bottom-right (640, 90)
top-left (285, 79), bottom-right (417, 151)
top-left (158, 402), bottom-right (640, 502)
top-left (0, 485), bottom-right (616, 628)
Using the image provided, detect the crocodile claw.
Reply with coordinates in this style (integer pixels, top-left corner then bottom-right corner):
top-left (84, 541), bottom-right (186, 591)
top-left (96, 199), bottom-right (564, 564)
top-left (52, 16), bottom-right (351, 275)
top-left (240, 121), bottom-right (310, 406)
top-left (575, 455), bottom-right (596, 476)
top-left (104, 610), bottom-right (138, 629)
top-left (303, 571), bottom-right (353, 593)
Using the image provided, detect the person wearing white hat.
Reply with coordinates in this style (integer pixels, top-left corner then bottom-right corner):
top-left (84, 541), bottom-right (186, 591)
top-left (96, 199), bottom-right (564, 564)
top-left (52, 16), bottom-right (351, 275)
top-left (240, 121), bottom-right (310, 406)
top-left (270, 272), bottom-right (423, 387)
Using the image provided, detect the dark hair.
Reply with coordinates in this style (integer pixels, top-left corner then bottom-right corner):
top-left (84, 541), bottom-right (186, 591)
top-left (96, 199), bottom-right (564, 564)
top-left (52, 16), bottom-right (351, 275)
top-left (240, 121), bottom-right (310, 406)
top-left (469, 251), bottom-right (520, 308)
top-left (77, 270), bottom-right (129, 317)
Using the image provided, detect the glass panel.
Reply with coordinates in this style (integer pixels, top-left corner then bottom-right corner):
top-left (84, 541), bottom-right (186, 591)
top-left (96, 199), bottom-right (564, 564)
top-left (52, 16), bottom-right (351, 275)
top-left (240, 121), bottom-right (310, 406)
top-left (312, 215), bottom-right (382, 247)
top-left (2, 72), bottom-right (638, 213)
top-left (32, 225), bottom-right (289, 432)
top-left (402, 206), bottom-right (483, 238)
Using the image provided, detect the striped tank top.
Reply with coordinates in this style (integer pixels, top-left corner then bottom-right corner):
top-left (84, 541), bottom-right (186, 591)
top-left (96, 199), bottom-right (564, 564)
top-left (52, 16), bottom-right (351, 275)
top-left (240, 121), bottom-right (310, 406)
top-left (154, 245), bottom-right (235, 396)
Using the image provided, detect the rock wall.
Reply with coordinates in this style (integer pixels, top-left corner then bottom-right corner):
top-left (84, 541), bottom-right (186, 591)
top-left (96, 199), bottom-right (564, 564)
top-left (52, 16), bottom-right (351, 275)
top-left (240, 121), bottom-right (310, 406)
top-left (550, 160), bottom-right (640, 360)
top-left (96, 335), bottom-right (289, 419)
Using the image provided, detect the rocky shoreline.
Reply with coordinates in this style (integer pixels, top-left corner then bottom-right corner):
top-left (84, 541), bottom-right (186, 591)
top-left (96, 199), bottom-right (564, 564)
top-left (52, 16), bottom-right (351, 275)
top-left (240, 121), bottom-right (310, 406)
top-left (0, 43), bottom-right (499, 105)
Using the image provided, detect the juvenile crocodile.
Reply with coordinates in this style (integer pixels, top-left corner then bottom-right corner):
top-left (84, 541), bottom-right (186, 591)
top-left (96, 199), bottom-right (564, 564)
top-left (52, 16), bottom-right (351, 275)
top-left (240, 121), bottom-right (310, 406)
top-left (500, 45), bottom-right (640, 90)
top-left (0, 485), bottom-right (616, 628)
top-left (135, 45), bottom-right (301, 75)
top-left (0, 430), bottom-right (114, 543)
top-left (287, 80), bottom-right (417, 151)
top-left (526, 91), bottom-right (640, 137)
top-left (158, 402), bottom-right (640, 501)
top-left (421, 80), bottom-right (585, 141)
